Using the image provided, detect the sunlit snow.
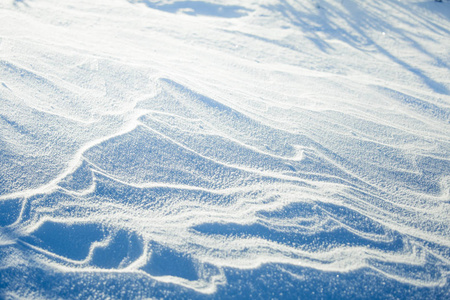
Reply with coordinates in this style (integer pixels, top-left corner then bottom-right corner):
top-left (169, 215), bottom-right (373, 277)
top-left (0, 0), bottom-right (449, 298)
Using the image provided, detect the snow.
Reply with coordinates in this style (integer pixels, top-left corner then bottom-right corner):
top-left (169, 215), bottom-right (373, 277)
top-left (0, 0), bottom-right (449, 298)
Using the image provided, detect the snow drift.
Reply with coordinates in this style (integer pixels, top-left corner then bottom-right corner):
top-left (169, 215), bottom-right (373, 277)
top-left (0, 0), bottom-right (449, 298)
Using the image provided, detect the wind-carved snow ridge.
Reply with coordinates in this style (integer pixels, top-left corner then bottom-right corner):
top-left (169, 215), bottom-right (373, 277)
top-left (1, 0), bottom-right (449, 298)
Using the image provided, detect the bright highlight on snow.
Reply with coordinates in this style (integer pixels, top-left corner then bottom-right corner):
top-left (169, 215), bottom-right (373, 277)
top-left (0, 0), bottom-right (449, 298)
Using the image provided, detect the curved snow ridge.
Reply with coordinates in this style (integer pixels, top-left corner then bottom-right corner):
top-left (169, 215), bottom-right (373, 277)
top-left (1, 0), bottom-right (450, 298)
top-left (2, 157), bottom-right (448, 293)
top-left (2, 73), bottom-right (450, 294)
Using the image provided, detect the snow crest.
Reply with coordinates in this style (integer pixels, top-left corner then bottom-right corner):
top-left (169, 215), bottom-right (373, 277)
top-left (1, 0), bottom-right (449, 298)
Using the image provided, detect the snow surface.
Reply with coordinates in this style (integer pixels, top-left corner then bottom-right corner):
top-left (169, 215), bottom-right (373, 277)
top-left (0, 0), bottom-right (449, 298)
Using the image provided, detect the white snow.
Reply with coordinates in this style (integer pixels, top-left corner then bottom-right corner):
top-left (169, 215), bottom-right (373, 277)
top-left (0, 0), bottom-right (449, 298)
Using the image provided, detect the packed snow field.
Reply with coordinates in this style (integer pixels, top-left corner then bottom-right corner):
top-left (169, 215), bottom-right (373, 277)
top-left (0, 0), bottom-right (449, 298)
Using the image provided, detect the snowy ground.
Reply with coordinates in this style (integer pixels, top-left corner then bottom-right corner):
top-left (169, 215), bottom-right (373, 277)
top-left (0, 0), bottom-right (449, 298)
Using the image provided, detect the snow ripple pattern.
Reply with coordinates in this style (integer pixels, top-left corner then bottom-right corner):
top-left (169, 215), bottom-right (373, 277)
top-left (0, 0), bottom-right (449, 298)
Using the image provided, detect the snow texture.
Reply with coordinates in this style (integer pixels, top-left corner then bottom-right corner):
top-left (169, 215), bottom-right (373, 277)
top-left (0, 0), bottom-right (449, 298)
